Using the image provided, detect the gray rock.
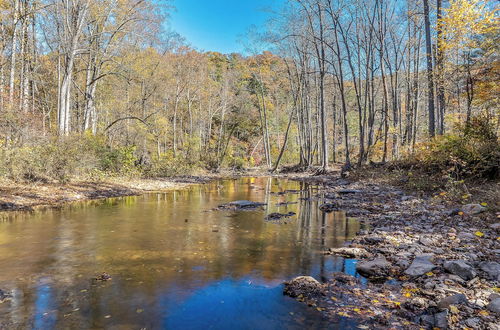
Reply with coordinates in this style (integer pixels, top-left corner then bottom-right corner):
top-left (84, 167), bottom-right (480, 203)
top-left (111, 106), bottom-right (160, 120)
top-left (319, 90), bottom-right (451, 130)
top-left (479, 262), bottom-right (500, 281)
top-left (435, 311), bottom-right (449, 329)
top-left (458, 232), bottom-right (476, 241)
top-left (461, 204), bottom-right (486, 215)
top-left (464, 318), bottom-right (480, 329)
top-left (490, 223), bottom-right (500, 231)
top-left (487, 298), bottom-right (500, 314)
top-left (356, 256), bottom-right (391, 278)
top-left (444, 260), bottom-right (477, 281)
top-left (405, 254), bottom-right (436, 277)
top-left (437, 293), bottom-right (468, 310)
top-left (326, 247), bottom-right (370, 258)
top-left (228, 200), bottom-right (266, 208)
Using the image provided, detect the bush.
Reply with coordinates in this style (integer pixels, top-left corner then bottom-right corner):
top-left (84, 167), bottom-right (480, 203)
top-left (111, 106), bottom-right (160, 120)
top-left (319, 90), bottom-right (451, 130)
top-left (0, 134), bottom-right (141, 183)
top-left (408, 114), bottom-right (499, 180)
top-left (144, 151), bottom-right (202, 177)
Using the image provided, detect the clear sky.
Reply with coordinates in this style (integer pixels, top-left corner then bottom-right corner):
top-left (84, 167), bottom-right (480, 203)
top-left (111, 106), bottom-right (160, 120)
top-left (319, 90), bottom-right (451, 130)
top-left (169, 0), bottom-right (283, 54)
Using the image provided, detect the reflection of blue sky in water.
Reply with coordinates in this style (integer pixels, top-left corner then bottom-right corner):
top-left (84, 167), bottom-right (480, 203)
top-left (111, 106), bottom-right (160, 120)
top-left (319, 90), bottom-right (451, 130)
top-left (160, 278), bottom-right (341, 330)
top-left (0, 178), bottom-right (363, 328)
top-left (33, 283), bottom-right (57, 330)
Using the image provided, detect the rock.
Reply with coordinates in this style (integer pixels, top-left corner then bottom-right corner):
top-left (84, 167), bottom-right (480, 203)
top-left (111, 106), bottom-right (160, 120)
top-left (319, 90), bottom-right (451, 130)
top-left (464, 318), bottom-right (481, 329)
top-left (419, 311), bottom-right (448, 329)
top-left (265, 212), bottom-right (296, 220)
top-left (419, 236), bottom-right (435, 246)
top-left (405, 254), bottom-right (436, 277)
top-left (0, 289), bottom-right (12, 303)
top-left (461, 204), bottom-right (486, 215)
top-left (355, 256), bottom-right (391, 279)
top-left (410, 297), bottom-right (429, 309)
top-left (487, 298), bottom-right (500, 314)
top-left (443, 260), bottom-right (477, 281)
top-left (319, 203), bottom-right (339, 213)
top-left (326, 247), bottom-right (370, 258)
top-left (479, 261), bottom-right (500, 281)
top-left (338, 189), bottom-right (362, 194)
top-left (94, 272), bottom-right (112, 281)
top-left (227, 200), bottom-right (266, 209)
top-left (457, 232), bottom-right (475, 241)
top-left (362, 236), bottom-right (385, 245)
top-left (435, 311), bottom-right (449, 329)
top-left (283, 276), bottom-right (323, 298)
top-left (490, 223), bottom-right (500, 231)
top-left (437, 294), bottom-right (468, 310)
top-left (419, 314), bottom-right (436, 328)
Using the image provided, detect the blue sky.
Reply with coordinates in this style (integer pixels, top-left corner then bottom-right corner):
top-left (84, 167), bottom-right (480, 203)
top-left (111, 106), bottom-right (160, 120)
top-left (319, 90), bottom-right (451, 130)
top-left (169, 0), bottom-right (283, 54)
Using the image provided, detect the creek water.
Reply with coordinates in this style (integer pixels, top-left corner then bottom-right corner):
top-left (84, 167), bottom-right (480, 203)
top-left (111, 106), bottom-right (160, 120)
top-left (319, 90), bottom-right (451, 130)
top-left (0, 177), bottom-right (363, 329)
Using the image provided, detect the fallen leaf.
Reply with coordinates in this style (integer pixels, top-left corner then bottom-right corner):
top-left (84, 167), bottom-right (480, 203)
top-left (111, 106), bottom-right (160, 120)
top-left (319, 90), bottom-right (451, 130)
top-left (475, 231), bottom-right (484, 237)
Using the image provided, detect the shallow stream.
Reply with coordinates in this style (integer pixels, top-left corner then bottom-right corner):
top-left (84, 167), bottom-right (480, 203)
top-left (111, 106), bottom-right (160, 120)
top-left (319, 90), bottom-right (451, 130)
top-left (0, 177), bottom-right (363, 329)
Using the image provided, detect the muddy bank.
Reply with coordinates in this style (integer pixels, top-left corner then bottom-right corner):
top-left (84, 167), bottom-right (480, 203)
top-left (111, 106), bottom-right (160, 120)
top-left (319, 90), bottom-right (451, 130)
top-left (282, 175), bottom-right (499, 329)
top-left (0, 176), bottom-right (215, 212)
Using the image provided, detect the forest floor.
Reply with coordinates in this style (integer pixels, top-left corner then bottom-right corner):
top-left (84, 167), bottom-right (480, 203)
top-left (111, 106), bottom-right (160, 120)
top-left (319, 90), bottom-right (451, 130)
top-left (283, 166), bottom-right (500, 329)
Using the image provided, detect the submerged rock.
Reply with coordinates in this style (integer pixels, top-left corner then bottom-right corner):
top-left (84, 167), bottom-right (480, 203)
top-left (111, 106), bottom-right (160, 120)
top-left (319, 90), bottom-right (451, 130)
top-left (94, 272), bottom-right (112, 281)
top-left (265, 212), bottom-right (296, 220)
top-left (228, 200), bottom-right (266, 209)
top-left (325, 247), bottom-right (370, 258)
top-left (319, 203), bottom-right (339, 213)
top-left (283, 276), bottom-right (323, 298)
top-left (355, 256), bottom-right (391, 279)
top-left (443, 260), bottom-right (477, 281)
top-left (405, 254), bottom-right (436, 277)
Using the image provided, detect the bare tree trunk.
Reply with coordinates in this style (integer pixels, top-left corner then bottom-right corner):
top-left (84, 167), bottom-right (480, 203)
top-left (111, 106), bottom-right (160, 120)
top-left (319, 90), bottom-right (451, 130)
top-left (423, 0), bottom-right (436, 137)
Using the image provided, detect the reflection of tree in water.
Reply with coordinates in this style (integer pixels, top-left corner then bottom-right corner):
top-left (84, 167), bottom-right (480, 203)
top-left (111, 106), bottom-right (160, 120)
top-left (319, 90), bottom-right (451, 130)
top-left (0, 177), bottom-right (362, 328)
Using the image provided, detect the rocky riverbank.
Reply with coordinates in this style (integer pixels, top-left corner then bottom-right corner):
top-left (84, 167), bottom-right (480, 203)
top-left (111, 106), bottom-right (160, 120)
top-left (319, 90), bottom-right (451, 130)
top-left (284, 176), bottom-right (500, 329)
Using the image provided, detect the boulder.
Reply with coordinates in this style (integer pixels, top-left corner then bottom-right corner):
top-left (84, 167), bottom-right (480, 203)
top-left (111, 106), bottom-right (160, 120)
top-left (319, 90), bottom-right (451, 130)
top-left (444, 260), bottom-right (477, 281)
top-left (355, 256), bottom-right (391, 279)
top-left (283, 276), bottom-right (323, 298)
top-left (405, 254), bottom-right (436, 277)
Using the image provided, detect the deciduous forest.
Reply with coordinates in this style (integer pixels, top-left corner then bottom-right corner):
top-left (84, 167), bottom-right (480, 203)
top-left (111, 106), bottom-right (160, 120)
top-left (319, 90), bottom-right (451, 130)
top-left (0, 1), bottom-right (499, 329)
top-left (0, 0), bottom-right (497, 180)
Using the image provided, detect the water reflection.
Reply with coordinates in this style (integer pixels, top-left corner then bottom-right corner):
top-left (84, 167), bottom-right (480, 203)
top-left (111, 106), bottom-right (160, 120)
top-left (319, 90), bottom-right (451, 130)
top-left (0, 177), bottom-right (361, 329)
